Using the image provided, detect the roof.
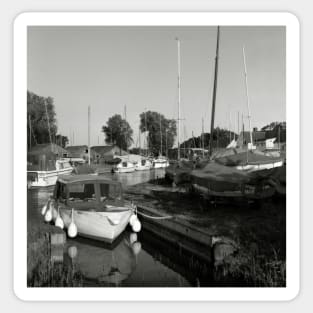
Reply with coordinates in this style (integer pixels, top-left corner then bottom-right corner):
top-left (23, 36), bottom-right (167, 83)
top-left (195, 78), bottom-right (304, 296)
top-left (66, 145), bottom-right (88, 152)
top-left (91, 145), bottom-right (128, 155)
top-left (57, 174), bottom-right (121, 185)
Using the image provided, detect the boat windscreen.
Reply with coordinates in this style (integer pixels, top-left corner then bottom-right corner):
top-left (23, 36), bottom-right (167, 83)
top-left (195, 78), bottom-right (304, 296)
top-left (67, 182), bottom-right (96, 202)
top-left (99, 183), bottom-right (122, 202)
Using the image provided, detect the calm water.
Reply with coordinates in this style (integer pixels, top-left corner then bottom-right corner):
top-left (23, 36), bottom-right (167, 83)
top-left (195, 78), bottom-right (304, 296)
top-left (28, 169), bottom-right (214, 287)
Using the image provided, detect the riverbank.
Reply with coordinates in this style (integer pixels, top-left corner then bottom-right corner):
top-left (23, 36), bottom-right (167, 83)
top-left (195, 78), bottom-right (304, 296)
top-left (27, 221), bottom-right (83, 287)
top-left (124, 179), bottom-right (286, 287)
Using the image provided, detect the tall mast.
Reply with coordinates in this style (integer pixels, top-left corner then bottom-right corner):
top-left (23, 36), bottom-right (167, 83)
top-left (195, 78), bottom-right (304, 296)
top-left (44, 99), bottom-right (53, 148)
top-left (209, 26), bottom-right (220, 157)
top-left (88, 106), bottom-right (91, 165)
top-left (242, 46), bottom-right (253, 148)
top-left (28, 114), bottom-right (31, 149)
top-left (139, 126), bottom-right (141, 155)
top-left (159, 113), bottom-right (162, 156)
top-left (145, 108), bottom-right (148, 156)
top-left (176, 38), bottom-right (181, 160)
top-left (202, 118), bottom-right (205, 158)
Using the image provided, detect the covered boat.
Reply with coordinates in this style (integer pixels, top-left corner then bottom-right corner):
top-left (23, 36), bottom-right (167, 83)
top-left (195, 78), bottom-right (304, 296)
top-left (44, 175), bottom-right (138, 243)
top-left (190, 162), bottom-right (278, 200)
top-left (214, 149), bottom-right (284, 172)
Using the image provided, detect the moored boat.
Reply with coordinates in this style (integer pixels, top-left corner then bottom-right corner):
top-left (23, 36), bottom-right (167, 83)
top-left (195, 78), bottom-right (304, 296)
top-left (114, 161), bottom-right (135, 173)
top-left (27, 158), bottom-right (73, 188)
top-left (135, 158), bottom-right (152, 171)
top-left (190, 161), bottom-right (278, 200)
top-left (152, 157), bottom-right (169, 168)
top-left (42, 174), bottom-right (141, 243)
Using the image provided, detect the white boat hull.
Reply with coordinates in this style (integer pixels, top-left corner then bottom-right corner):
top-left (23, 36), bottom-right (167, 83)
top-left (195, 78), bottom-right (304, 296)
top-left (153, 160), bottom-right (169, 168)
top-left (235, 160), bottom-right (283, 172)
top-left (115, 167), bottom-right (135, 173)
top-left (58, 207), bottom-right (133, 243)
top-left (27, 167), bottom-right (73, 188)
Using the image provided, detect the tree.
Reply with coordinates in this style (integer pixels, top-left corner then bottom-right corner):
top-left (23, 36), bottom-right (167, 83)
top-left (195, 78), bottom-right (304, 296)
top-left (139, 111), bottom-right (177, 156)
top-left (55, 134), bottom-right (69, 148)
top-left (102, 114), bottom-right (133, 151)
top-left (27, 91), bottom-right (58, 147)
top-left (180, 127), bottom-right (237, 151)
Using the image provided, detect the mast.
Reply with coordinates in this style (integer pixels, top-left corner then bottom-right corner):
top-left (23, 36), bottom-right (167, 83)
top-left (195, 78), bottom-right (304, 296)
top-left (139, 126), bottom-right (141, 155)
top-left (202, 118), bottom-right (205, 158)
top-left (44, 99), bottom-right (53, 148)
top-left (145, 108), bottom-right (148, 156)
top-left (176, 38), bottom-right (181, 160)
top-left (165, 129), bottom-right (168, 158)
top-left (88, 106), bottom-right (91, 165)
top-left (159, 113), bottom-right (162, 156)
top-left (209, 26), bottom-right (220, 157)
top-left (28, 114), bottom-right (31, 149)
top-left (242, 46), bottom-right (253, 148)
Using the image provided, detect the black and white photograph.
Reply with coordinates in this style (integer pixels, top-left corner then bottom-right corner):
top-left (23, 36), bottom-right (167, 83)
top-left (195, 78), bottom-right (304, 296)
top-left (13, 12), bottom-right (299, 300)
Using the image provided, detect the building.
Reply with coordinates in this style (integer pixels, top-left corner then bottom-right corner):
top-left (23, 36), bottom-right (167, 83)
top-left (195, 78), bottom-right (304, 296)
top-left (27, 143), bottom-right (68, 171)
top-left (90, 145), bottom-right (128, 163)
top-left (66, 145), bottom-right (89, 160)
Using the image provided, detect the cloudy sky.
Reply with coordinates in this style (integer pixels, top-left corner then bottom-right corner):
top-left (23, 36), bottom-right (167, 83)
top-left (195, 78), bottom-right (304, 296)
top-left (28, 26), bottom-right (285, 146)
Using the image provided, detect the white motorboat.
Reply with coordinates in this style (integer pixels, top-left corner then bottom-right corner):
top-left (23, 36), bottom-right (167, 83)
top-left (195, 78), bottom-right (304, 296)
top-left (114, 161), bottom-right (135, 173)
top-left (152, 157), bottom-right (169, 169)
top-left (135, 158), bottom-right (152, 171)
top-left (27, 159), bottom-right (73, 188)
top-left (43, 174), bottom-right (141, 243)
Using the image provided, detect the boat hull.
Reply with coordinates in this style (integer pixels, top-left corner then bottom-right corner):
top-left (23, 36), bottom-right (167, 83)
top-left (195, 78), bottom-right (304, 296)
top-left (235, 160), bottom-right (283, 172)
top-left (58, 207), bottom-right (133, 243)
top-left (27, 167), bottom-right (73, 188)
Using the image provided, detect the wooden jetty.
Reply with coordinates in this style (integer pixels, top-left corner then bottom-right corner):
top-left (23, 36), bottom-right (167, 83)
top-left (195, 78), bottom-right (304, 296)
top-left (136, 204), bottom-right (213, 263)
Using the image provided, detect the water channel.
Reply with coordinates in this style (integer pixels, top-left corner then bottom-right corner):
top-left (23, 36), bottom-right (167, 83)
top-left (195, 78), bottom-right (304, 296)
top-left (28, 169), bottom-right (215, 287)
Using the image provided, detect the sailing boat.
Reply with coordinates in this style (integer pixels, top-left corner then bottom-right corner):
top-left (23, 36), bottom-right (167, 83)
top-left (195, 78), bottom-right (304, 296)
top-left (27, 100), bottom-right (73, 188)
top-left (189, 27), bottom-right (282, 200)
top-left (212, 46), bottom-right (283, 172)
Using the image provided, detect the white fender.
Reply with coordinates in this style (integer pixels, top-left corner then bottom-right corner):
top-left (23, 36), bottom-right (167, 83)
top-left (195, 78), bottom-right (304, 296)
top-left (129, 214), bottom-right (137, 227)
top-left (55, 207), bottom-right (64, 229)
top-left (132, 218), bottom-right (141, 233)
top-left (68, 209), bottom-right (78, 238)
top-left (44, 202), bottom-right (53, 222)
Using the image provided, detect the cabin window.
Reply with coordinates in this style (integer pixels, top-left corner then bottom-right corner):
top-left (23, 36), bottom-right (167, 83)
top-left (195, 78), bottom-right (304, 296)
top-left (141, 160), bottom-right (146, 166)
top-left (68, 183), bottom-right (96, 202)
top-left (55, 182), bottom-right (67, 202)
top-left (99, 183), bottom-right (121, 201)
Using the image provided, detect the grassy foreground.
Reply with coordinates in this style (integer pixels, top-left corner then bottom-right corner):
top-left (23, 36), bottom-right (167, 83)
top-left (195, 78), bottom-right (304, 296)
top-left (27, 222), bottom-right (83, 287)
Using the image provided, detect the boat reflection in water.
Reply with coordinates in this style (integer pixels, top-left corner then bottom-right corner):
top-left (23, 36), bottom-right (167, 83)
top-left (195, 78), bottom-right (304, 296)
top-left (53, 232), bottom-right (142, 287)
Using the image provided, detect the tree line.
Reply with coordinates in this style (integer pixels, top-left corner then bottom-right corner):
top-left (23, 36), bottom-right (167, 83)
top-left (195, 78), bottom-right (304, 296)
top-left (27, 91), bottom-right (68, 148)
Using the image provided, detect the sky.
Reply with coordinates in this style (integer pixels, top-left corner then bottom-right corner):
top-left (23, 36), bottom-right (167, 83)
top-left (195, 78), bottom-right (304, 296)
top-left (27, 26), bottom-right (286, 147)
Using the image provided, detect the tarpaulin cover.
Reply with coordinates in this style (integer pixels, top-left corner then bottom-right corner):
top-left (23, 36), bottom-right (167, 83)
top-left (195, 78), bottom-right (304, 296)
top-left (214, 150), bottom-right (283, 166)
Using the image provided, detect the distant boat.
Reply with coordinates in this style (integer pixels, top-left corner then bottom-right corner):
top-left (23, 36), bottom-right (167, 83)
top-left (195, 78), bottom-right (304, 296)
top-left (45, 174), bottom-right (139, 243)
top-left (27, 157), bottom-right (73, 188)
top-left (114, 160), bottom-right (135, 173)
top-left (135, 158), bottom-right (152, 171)
top-left (152, 156), bottom-right (169, 169)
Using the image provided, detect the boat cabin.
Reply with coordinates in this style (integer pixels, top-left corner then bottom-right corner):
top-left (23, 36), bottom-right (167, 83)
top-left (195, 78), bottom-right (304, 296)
top-left (53, 175), bottom-right (125, 210)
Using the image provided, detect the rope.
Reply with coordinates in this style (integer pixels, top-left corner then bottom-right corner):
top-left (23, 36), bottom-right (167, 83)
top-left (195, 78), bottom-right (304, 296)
top-left (136, 210), bottom-right (173, 220)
